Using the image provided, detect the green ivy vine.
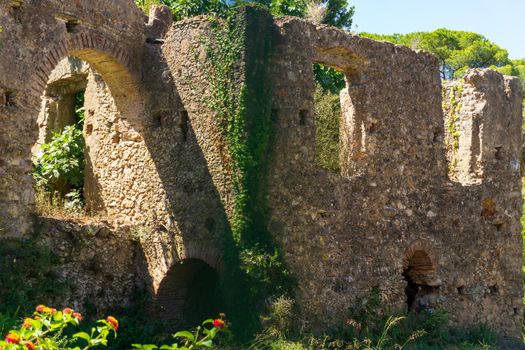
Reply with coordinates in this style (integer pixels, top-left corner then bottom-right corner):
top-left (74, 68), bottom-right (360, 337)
top-left (196, 7), bottom-right (291, 337)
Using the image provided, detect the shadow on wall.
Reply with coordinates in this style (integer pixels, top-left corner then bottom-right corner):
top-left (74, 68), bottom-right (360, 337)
top-left (138, 42), bottom-right (241, 330)
top-left (30, 44), bottom-right (232, 328)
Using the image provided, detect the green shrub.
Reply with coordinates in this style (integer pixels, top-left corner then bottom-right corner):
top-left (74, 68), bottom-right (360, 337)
top-left (0, 305), bottom-right (117, 350)
top-left (33, 124), bottom-right (85, 198)
top-left (314, 85), bottom-right (341, 173)
top-left (0, 238), bottom-right (68, 319)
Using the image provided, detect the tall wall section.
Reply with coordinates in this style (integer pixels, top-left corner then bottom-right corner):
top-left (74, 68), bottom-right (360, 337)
top-left (0, 0), bottom-right (229, 325)
top-left (265, 18), bottom-right (524, 336)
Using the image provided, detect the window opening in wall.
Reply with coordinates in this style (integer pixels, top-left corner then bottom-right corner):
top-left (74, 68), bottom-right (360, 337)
top-left (65, 19), bottom-right (80, 33)
top-left (403, 250), bottom-right (438, 313)
top-left (33, 59), bottom-right (88, 215)
top-left (154, 259), bottom-right (223, 331)
top-left (313, 63), bottom-right (343, 173)
top-left (180, 110), bottom-right (189, 142)
top-left (299, 110), bottom-right (308, 126)
top-left (4, 90), bottom-right (15, 107)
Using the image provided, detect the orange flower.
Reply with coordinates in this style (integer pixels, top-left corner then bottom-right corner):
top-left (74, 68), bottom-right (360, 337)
top-left (62, 308), bottom-right (73, 315)
top-left (106, 316), bottom-right (118, 331)
top-left (35, 305), bottom-right (46, 312)
top-left (5, 333), bottom-right (20, 344)
top-left (24, 341), bottom-right (35, 350)
top-left (73, 312), bottom-right (83, 321)
top-left (22, 318), bottom-right (33, 329)
top-left (212, 319), bottom-right (225, 329)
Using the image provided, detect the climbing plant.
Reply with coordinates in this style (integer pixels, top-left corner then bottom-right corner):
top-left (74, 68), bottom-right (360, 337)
top-left (193, 7), bottom-right (291, 338)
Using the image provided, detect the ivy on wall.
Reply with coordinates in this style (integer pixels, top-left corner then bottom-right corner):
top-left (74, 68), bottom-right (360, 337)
top-left (196, 6), bottom-right (291, 338)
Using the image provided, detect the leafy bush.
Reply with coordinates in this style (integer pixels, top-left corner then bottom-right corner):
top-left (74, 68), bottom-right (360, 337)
top-left (132, 315), bottom-right (227, 350)
top-left (33, 124), bottom-right (85, 198)
top-left (0, 238), bottom-right (68, 322)
top-left (0, 305), bottom-right (118, 350)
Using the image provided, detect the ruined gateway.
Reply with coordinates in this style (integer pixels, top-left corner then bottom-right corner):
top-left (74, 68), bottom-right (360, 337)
top-left (0, 0), bottom-right (524, 340)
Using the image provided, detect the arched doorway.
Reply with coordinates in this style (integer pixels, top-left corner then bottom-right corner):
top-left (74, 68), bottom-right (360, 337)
top-left (27, 35), bottom-right (167, 223)
top-left (402, 244), bottom-right (440, 312)
top-left (154, 258), bottom-right (223, 331)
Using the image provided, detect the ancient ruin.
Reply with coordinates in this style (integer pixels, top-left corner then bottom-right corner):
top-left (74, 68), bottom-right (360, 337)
top-left (0, 0), bottom-right (523, 339)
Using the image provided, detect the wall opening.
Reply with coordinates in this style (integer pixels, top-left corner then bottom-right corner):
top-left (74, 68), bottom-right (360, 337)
top-left (33, 58), bottom-right (89, 214)
top-left (154, 258), bottom-right (222, 331)
top-left (312, 64), bottom-right (345, 173)
top-left (180, 110), bottom-right (189, 142)
top-left (65, 19), bottom-right (80, 33)
top-left (402, 249), bottom-right (438, 313)
top-left (4, 90), bottom-right (16, 107)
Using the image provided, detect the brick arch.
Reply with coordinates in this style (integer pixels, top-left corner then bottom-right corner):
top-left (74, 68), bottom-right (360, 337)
top-left (177, 245), bottom-right (223, 271)
top-left (402, 240), bottom-right (437, 273)
top-left (28, 32), bottom-right (142, 119)
top-left (153, 258), bottom-right (223, 331)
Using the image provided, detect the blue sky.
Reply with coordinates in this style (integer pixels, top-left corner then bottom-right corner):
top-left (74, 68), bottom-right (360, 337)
top-left (351, 0), bottom-right (525, 59)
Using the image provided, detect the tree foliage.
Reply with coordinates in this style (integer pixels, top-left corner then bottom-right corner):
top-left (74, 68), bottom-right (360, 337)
top-left (495, 59), bottom-right (525, 91)
top-left (361, 29), bottom-right (510, 80)
top-left (135, 0), bottom-right (354, 29)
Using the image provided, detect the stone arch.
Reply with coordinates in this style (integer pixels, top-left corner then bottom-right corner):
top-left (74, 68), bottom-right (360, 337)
top-left (154, 258), bottom-right (223, 331)
top-left (28, 33), bottom-right (142, 120)
top-left (27, 32), bottom-right (151, 219)
top-left (402, 240), bottom-right (440, 312)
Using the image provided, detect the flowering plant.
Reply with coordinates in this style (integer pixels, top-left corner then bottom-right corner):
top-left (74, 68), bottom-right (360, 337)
top-left (132, 314), bottom-right (227, 350)
top-left (0, 305), bottom-right (118, 350)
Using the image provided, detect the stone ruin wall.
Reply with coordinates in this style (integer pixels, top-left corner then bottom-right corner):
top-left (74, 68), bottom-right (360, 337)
top-left (0, 0), bottom-right (523, 339)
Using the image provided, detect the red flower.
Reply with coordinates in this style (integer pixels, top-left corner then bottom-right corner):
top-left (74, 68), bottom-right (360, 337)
top-left (63, 308), bottom-right (73, 315)
top-left (24, 341), bottom-right (35, 350)
top-left (35, 305), bottom-right (46, 312)
top-left (5, 333), bottom-right (20, 344)
top-left (212, 319), bottom-right (225, 329)
top-left (22, 318), bottom-right (32, 329)
top-left (106, 316), bottom-right (118, 331)
top-left (73, 312), bottom-right (83, 321)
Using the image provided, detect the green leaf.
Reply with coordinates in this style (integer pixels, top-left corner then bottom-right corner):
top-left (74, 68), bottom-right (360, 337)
top-left (73, 332), bottom-right (92, 342)
top-left (197, 340), bottom-right (213, 348)
top-left (132, 345), bottom-right (159, 350)
top-left (174, 330), bottom-right (195, 342)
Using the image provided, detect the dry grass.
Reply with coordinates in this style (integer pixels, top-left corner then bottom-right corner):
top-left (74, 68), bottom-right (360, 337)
top-left (306, 0), bottom-right (327, 25)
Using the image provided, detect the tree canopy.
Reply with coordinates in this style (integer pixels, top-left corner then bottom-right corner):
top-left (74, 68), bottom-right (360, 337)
top-left (361, 29), bottom-right (510, 80)
top-left (135, 0), bottom-right (354, 29)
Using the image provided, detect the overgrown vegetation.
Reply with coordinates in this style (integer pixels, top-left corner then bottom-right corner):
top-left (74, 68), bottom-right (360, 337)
top-left (134, 0), bottom-right (354, 29)
top-left (190, 7), bottom-right (291, 339)
top-left (361, 29), bottom-right (511, 80)
top-left (0, 238), bottom-right (68, 335)
top-left (314, 84), bottom-right (341, 172)
top-left (33, 92), bottom-right (86, 213)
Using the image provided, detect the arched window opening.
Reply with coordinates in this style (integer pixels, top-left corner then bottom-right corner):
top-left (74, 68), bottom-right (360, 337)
top-left (154, 259), bottom-right (223, 332)
top-left (403, 250), bottom-right (439, 313)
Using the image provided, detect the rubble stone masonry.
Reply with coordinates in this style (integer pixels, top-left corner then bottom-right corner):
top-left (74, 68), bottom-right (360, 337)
top-left (0, 0), bottom-right (523, 338)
